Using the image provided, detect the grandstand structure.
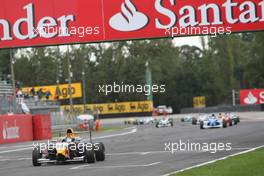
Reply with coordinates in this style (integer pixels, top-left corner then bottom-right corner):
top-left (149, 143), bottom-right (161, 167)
top-left (0, 75), bottom-right (21, 114)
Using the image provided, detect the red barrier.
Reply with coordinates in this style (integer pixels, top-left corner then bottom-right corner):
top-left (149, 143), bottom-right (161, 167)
top-left (32, 114), bottom-right (52, 140)
top-left (0, 114), bottom-right (33, 144)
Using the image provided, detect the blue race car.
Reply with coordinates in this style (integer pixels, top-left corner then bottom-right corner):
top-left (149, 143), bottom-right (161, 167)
top-left (200, 114), bottom-right (227, 129)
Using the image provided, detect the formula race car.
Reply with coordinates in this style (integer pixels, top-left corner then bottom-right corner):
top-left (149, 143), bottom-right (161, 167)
top-left (156, 118), bottom-right (173, 128)
top-left (200, 114), bottom-right (227, 129)
top-left (32, 129), bottom-right (105, 166)
top-left (124, 118), bottom-right (137, 125)
top-left (136, 117), bottom-right (155, 125)
top-left (192, 114), bottom-right (207, 125)
top-left (181, 114), bottom-right (195, 122)
top-left (219, 113), bottom-right (233, 127)
top-left (124, 117), bottom-right (154, 125)
top-left (228, 113), bottom-right (240, 125)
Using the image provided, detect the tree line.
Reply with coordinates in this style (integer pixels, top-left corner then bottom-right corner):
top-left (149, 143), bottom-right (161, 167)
top-left (0, 32), bottom-right (263, 113)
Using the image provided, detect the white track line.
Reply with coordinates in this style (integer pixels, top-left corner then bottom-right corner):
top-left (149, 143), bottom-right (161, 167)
top-left (92, 128), bottom-right (137, 140)
top-left (0, 157), bottom-right (31, 162)
top-left (162, 145), bottom-right (264, 176)
top-left (0, 147), bottom-right (32, 154)
top-left (0, 144), bottom-right (33, 149)
top-left (70, 161), bottom-right (161, 170)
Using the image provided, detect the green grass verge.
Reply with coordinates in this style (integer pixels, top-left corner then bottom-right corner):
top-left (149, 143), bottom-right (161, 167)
top-left (171, 147), bottom-right (264, 176)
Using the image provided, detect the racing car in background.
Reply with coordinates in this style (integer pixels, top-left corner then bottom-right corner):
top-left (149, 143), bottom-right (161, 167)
top-left (191, 114), bottom-right (208, 125)
top-left (156, 117), bottom-right (173, 128)
top-left (227, 113), bottom-right (240, 125)
top-left (32, 129), bottom-right (105, 166)
top-left (181, 114), bottom-right (195, 123)
top-left (124, 118), bottom-right (138, 125)
top-left (200, 114), bottom-right (227, 129)
top-left (136, 117), bottom-right (155, 125)
top-left (124, 117), bottom-right (154, 125)
top-left (155, 105), bottom-right (173, 114)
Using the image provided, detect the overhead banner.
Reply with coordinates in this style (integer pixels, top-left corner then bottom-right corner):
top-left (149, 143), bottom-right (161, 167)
top-left (61, 101), bottom-right (154, 115)
top-left (240, 89), bottom-right (264, 105)
top-left (22, 83), bottom-right (82, 100)
top-left (0, 0), bottom-right (264, 48)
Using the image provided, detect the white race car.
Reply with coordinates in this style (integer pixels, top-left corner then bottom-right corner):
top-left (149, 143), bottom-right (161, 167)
top-left (181, 114), bottom-right (194, 122)
top-left (134, 117), bottom-right (154, 125)
top-left (192, 114), bottom-right (208, 125)
top-left (156, 118), bottom-right (173, 128)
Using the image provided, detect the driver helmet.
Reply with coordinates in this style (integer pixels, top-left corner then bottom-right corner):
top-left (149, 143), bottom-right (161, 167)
top-left (66, 128), bottom-right (75, 138)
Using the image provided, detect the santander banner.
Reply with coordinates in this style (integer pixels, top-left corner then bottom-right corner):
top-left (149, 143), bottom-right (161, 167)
top-left (240, 89), bottom-right (264, 105)
top-left (0, 0), bottom-right (264, 48)
top-left (0, 115), bottom-right (33, 144)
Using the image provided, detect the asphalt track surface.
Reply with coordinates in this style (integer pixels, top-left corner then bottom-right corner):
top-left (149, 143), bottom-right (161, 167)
top-left (0, 113), bottom-right (264, 176)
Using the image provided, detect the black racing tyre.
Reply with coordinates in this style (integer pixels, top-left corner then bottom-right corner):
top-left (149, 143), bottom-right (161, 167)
top-left (170, 122), bottom-right (174, 127)
top-left (84, 148), bottom-right (95, 163)
top-left (192, 118), bottom-right (197, 125)
top-left (181, 118), bottom-right (184, 122)
top-left (229, 121), bottom-right (233, 126)
top-left (94, 142), bottom-right (105, 161)
top-left (32, 146), bottom-right (42, 166)
top-left (234, 119), bottom-right (238, 125)
top-left (156, 123), bottom-right (159, 128)
top-left (68, 143), bottom-right (76, 159)
top-left (200, 121), bottom-right (204, 129)
top-left (223, 121), bottom-right (227, 128)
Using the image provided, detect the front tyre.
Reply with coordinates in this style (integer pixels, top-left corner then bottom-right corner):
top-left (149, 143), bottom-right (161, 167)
top-left (32, 147), bottom-right (42, 166)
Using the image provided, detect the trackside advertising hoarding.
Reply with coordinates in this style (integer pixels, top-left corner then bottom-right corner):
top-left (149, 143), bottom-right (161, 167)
top-left (0, 0), bottom-right (264, 48)
top-left (240, 89), bottom-right (264, 105)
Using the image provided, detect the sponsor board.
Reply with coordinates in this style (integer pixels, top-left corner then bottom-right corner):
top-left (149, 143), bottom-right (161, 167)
top-left (0, 0), bottom-right (264, 48)
top-left (61, 101), bottom-right (154, 115)
top-left (0, 115), bottom-right (33, 144)
top-left (193, 96), bottom-right (206, 108)
top-left (22, 83), bottom-right (82, 100)
top-left (240, 89), bottom-right (264, 105)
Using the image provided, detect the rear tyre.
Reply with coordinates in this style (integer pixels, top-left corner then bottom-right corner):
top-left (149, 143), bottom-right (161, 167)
top-left (32, 147), bottom-right (42, 166)
top-left (223, 121), bottom-right (227, 128)
top-left (95, 142), bottom-right (105, 161)
top-left (156, 123), bottom-right (159, 128)
top-left (84, 148), bottom-right (95, 163)
top-left (192, 118), bottom-right (197, 125)
top-left (200, 121), bottom-right (204, 129)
